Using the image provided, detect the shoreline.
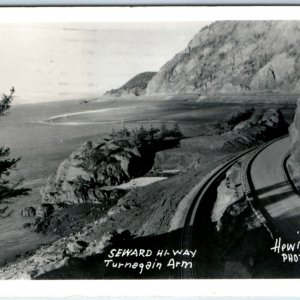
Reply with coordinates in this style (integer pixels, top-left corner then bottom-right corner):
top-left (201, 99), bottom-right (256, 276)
top-left (38, 104), bottom-right (158, 126)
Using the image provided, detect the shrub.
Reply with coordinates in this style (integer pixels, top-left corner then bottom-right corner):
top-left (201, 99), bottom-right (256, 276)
top-left (226, 107), bottom-right (254, 129)
top-left (108, 123), bottom-right (184, 149)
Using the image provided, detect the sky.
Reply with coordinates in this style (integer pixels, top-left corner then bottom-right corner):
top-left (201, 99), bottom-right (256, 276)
top-left (0, 22), bottom-right (210, 104)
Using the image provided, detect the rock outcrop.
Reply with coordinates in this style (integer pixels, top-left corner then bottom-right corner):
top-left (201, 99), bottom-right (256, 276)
top-left (212, 163), bottom-right (243, 230)
top-left (287, 98), bottom-right (300, 186)
top-left (145, 21), bottom-right (300, 95)
top-left (222, 108), bottom-right (288, 150)
top-left (41, 139), bottom-right (150, 205)
top-left (105, 72), bottom-right (157, 97)
top-left (213, 161), bottom-right (263, 234)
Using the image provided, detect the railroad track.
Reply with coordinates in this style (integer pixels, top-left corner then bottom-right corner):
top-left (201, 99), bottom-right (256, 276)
top-left (241, 135), bottom-right (288, 240)
top-left (179, 146), bottom-right (258, 279)
top-left (179, 135), bottom-right (287, 279)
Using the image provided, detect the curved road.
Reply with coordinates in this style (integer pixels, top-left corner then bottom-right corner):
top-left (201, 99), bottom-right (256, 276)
top-left (181, 146), bottom-right (259, 278)
top-left (250, 136), bottom-right (300, 242)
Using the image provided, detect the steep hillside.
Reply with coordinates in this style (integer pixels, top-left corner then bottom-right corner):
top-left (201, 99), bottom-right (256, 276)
top-left (146, 21), bottom-right (300, 95)
top-left (105, 72), bottom-right (157, 97)
top-left (287, 98), bottom-right (300, 186)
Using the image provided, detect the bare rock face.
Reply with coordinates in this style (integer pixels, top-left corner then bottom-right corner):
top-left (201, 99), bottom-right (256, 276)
top-left (40, 139), bottom-right (147, 205)
top-left (213, 161), bottom-right (263, 236)
top-left (145, 21), bottom-right (300, 95)
top-left (212, 163), bottom-right (242, 230)
top-left (287, 98), bottom-right (300, 186)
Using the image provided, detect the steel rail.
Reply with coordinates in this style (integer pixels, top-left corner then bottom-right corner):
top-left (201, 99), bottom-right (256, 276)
top-left (179, 145), bottom-right (259, 278)
top-left (179, 135), bottom-right (287, 279)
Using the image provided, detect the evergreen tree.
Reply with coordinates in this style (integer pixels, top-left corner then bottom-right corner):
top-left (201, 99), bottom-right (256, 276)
top-left (148, 124), bottom-right (159, 141)
top-left (172, 123), bottom-right (183, 139)
top-left (159, 123), bottom-right (169, 139)
top-left (136, 125), bottom-right (147, 144)
top-left (0, 87), bottom-right (14, 116)
top-left (0, 88), bottom-right (29, 202)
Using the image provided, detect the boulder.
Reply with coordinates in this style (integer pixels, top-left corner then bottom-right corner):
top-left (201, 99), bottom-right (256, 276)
top-left (66, 240), bottom-right (88, 255)
top-left (21, 207), bottom-right (36, 217)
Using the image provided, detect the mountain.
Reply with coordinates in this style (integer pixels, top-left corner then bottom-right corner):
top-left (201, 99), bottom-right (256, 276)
top-left (145, 21), bottom-right (300, 95)
top-left (105, 72), bottom-right (157, 97)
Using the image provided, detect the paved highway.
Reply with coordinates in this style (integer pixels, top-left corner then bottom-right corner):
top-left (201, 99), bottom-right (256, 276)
top-left (250, 136), bottom-right (300, 242)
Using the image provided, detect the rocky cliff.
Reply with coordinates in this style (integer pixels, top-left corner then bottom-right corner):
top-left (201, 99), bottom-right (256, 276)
top-left (145, 21), bottom-right (300, 95)
top-left (221, 108), bottom-right (288, 150)
top-left (105, 72), bottom-right (157, 97)
top-left (40, 125), bottom-right (182, 205)
top-left (287, 98), bottom-right (300, 185)
top-left (41, 138), bottom-right (151, 205)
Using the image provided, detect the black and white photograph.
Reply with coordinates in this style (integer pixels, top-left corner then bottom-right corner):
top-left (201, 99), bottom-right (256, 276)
top-left (0, 6), bottom-right (300, 281)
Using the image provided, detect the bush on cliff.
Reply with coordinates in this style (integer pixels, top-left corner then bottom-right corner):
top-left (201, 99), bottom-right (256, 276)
top-left (216, 107), bottom-right (255, 131)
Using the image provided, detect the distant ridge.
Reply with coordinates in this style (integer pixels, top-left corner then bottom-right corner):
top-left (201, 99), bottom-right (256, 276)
top-left (105, 72), bottom-right (157, 97)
